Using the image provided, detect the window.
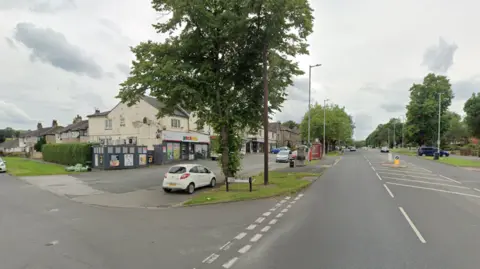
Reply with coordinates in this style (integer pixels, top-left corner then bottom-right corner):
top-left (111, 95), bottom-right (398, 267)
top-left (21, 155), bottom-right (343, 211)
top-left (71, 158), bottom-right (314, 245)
top-left (120, 116), bottom-right (125, 127)
top-left (105, 119), bottom-right (112, 130)
top-left (171, 119), bottom-right (181, 128)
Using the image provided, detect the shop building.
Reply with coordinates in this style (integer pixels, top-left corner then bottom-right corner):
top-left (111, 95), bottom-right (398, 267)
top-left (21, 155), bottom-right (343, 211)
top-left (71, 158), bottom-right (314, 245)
top-left (161, 130), bottom-right (210, 162)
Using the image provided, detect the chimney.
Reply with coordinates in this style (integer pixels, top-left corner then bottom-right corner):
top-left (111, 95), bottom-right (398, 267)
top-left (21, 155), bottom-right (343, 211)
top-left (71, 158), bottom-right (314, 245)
top-left (73, 115), bottom-right (82, 124)
top-left (94, 108), bottom-right (100, 113)
top-left (52, 120), bottom-right (58, 127)
top-left (37, 122), bottom-right (42, 130)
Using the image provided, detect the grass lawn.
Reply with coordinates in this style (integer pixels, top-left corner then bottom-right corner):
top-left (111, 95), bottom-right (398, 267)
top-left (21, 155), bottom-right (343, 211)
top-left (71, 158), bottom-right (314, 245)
top-left (3, 157), bottom-right (74, 177)
top-left (424, 156), bottom-right (480, 167)
top-left (184, 171), bottom-right (319, 206)
top-left (326, 151), bottom-right (342, 156)
top-left (391, 148), bottom-right (417, 156)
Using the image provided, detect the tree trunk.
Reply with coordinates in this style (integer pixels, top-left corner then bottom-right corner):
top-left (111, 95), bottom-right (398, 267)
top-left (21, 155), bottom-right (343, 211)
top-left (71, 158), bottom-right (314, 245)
top-left (220, 125), bottom-right (232, 178)
top-left (262, 42), bottom-right (269, 185)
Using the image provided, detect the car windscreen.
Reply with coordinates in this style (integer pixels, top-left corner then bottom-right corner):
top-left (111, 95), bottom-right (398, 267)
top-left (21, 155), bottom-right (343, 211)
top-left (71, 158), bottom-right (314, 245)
top-left (168, 166), bottom-right (187, 174)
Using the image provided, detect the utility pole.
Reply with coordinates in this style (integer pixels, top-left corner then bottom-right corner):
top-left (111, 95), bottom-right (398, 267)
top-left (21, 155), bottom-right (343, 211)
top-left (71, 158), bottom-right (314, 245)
top-left (263, 44), bottom-right (269, 185)
top-left (393, 121), bottom-right (396, 149)
top-left (388, 129), bottom-right (390, 148)
top-left (401, 116), bottom-right (405, 148)
top-left (437, 93), bottom-right (442, 154)
top-left (308, 64), bottom-right (321, 145)
top-left (323, 99), bottom-right (329, 155)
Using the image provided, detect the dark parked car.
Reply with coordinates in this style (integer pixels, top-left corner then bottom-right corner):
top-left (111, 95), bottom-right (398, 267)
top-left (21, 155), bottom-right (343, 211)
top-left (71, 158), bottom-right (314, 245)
top-left (417, 146), bottom-right (449, 157)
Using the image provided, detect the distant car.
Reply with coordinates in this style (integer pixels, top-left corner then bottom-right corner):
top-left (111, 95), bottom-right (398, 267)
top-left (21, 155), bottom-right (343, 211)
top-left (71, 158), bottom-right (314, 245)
top-left (380, 147), bottom-right (389, 153)
top-left (276, 150), bottom-right (290, 163)
top-left (0, 157), bottom-right (6, 173)
top-left (272, 146), bottom-right (289, 154)
top-left (350, 147), bottom-right (356, 152)
top-left (417, 146), bottom-right (449, 157)
top-left (162, 164), bottom-right (217, 194)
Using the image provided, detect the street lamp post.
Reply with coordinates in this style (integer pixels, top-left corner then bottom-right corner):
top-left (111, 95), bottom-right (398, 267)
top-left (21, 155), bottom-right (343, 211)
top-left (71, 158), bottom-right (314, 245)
top-left (308, 64), bottom-right (321, 145)
top-left (401, 116), bottom-right (405, 148)
top-left (393, 121), bottom-right (396, 149)
top-left (323, 98), bottom-right (329, 156)
top-left (388, 129), bottom-right (390, 148)
top-left (437, 93), bottom-right (442, 154)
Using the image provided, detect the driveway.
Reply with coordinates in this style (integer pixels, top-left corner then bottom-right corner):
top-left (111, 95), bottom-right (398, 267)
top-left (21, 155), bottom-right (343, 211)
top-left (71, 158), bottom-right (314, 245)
top-left (19, 154), bottom-right (292, 208)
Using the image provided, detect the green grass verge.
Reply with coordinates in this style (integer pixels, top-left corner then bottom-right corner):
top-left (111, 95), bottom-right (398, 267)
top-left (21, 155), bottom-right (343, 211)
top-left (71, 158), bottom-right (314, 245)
top-left (326, 151), bottom-right (342, 156)
top-left (3, 157), bottom-right (76, 176)
top-left (184, 171), bottom-right (320, 206)
top-left (390, 148), bottom-right (417, 156)
top-left (424, 156), bottom-right (480, 167)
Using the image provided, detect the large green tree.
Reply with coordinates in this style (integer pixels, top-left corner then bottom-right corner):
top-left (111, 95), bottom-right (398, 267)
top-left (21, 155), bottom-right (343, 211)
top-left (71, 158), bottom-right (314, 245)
top-left (365, 118), bottom-right (404, 148)
top-left (464, 93), bottom-right (480, 138)
top-left (281, 120), bottom-right (299, 130)
top-left (405, 73), bottom-right (454, 146)
top-left (117, 0), bottom-right (313, 180)
top-left (299, 104), bottom-right (354, 150)
top-left (444, 111), bottom-right (469, 144)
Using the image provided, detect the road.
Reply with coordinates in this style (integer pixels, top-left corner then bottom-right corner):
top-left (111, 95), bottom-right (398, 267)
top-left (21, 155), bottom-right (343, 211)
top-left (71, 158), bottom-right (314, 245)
top-left (220, 149), bottom-right (480, 269)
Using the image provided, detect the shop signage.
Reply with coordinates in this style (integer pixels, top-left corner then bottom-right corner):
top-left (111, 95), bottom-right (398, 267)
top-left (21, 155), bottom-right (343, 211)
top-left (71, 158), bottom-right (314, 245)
top-left (183, 136), bottom-right (198, 142)
top-left (162, 131), bottom-right (210, 143)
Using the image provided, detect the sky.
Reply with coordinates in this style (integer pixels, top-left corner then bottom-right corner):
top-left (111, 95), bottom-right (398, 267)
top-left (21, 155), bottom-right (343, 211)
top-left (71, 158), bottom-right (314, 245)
top-left (1, 0), bottom-right (479, 140)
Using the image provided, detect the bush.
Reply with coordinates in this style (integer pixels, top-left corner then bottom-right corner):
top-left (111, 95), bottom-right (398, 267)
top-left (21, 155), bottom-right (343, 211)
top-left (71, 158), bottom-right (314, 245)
top-left (42, 143), bottom-right (93, 165)
top-left (34, 137), bottom-right (46, 152)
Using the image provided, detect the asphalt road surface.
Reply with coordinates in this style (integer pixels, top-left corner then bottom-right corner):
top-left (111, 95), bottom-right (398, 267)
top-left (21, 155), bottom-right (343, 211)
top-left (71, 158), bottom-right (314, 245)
top-left (223, 149), bottom-right (480, 269)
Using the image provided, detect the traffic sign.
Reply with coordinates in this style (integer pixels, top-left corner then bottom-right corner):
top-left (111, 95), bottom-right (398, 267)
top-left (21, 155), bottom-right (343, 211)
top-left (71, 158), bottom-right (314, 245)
top-left (394, 155), bottom-right (400, 160)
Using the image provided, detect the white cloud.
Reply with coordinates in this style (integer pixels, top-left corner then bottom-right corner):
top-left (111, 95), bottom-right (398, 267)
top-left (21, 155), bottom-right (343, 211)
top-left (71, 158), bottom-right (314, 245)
top-left (1, 0), bottom-right (479, 141)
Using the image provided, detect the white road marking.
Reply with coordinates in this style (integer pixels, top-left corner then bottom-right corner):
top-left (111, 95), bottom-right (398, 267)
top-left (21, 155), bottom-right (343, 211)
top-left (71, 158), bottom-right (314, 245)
top-left (368, 161), bottom-right (372, 166)
top-left (290, 200), bottom-right (296, 204)
top-left (417, 167), bottom-right (432, 173)
top-left (202, 253), bottom-right (216, 263)
top-left (386, 182), bottom-right (480, 199)
top-left (203, 253), bottom-right (220, 264)
top-left (439, 175), bottom-right (461, 184)
top-left (280, 200), bottom-right (287, 204)
top-left (255, 217), bottom-right (265, 223)
top-left (238, 244), bottom-right (252, 254)
top-left (375, 168), bottom-right (433, 176)
top-left (250, 233), bottom-right (263, 242)
top-left (399, 207), bottom-right (426, 243)
top-left (48, 208), bottom-right (59, 212)
top-left (298, 193), bottom-right (304, 197)
top-left (261, 225), bottom-right (271, 232)
top-left (383, 184), bottom-right (394, 198)
top-left (475, 188), bottom-right (480, 193)
top-left (287, 204), bottom-right (292, 208)
top-left (222, 257), bottom-right (239, 268)
top-left (276, 213), bottom-right (284, 218)
top-left (220, 241), bottom-right (233, 251)
top-left (376, 173), bottom-right (382, 181)
top-left (235, 232), bottom-right (247, 240)
top-left (269, 219), bottom-right (278, 225)
top-left (378, 171), bottom-right (450, 181)
top-left (263, 211), bottom-right (271, 217)
top-left (276, 203), bottom-right (282, 207)
top-left (269, 207), bottom-right (277, 211)
top-left (45, 240), bottom-right (59, 246)
top-left (371, 166), bottom-right (376, 172)
top-left (281, 208), bottom-right (288, 213)
top-left (246, 224), bottom-right (257, 230)
top-left (382, 177), bottom-right (469, 189)
top-left (285, 196), bottom-right (291, 200)
top-left (294, 197), bottom-right (300, 201)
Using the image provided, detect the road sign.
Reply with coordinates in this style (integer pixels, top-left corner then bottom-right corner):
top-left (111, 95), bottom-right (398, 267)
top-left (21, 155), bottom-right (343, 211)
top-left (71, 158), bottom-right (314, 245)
top-left (226, 177), bottom-right (254, 192)
top-left (394, 155), bottom-right (400, 160)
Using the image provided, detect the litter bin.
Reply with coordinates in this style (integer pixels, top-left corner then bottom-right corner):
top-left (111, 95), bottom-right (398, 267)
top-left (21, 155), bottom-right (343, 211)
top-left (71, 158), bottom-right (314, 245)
top-left (433, 152), bottom-right (440, 160)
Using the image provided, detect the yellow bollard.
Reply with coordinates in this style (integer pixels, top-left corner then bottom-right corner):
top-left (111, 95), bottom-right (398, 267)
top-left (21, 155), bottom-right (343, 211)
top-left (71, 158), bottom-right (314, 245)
top-left (394, 159), bottom-right (400, 165)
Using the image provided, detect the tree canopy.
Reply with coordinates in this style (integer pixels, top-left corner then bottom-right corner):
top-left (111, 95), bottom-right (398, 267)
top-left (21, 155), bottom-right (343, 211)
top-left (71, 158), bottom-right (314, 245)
top-left (405, 73), bottom-right (454, 146)
top-left (464, 93), bottom-right (480, 138)
top-left (281, 120), bottom-right (299, 130)
top-left (117, 0), bottom-right (314, 179)
top-left (444, 111), bottom-right (469, 145)
top-left (299, 103), bottom-right (354, 149)
top-left (365, 118), bottom-right (404, 148)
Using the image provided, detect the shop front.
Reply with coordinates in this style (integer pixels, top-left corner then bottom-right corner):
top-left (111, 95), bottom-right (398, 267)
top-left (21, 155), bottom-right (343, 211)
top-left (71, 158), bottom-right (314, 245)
top-left (161, 131), bottom-right (210, 163)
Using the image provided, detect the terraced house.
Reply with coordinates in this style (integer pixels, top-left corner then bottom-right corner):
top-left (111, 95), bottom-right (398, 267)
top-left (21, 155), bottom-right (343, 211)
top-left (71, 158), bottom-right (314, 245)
top-left (19, 120), bottom-right (64, 152)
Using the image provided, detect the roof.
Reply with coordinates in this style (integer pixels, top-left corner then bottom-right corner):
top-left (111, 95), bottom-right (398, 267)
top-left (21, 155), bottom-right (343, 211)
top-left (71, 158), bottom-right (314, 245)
top-left (0, 139), bottom-right (20, 149)
top-left (58, 120), bottom-right (88, 134)
top-left (86, 110), bottom-right (110, 118)
top-left (142, 96), bottom-right (189, 118)
top-left (42, 126), bottom-right (64, 135)
top-left (19, 125), bottom-right (64, 138)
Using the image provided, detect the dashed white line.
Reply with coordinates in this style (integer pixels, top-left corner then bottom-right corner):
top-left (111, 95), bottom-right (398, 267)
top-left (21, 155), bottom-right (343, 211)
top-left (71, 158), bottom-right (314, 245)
top-left (246, 224), bottom-right (256, 230)
top-left (203, 253), bottom-right (220, 264)
top-left (261, 225), bottom-right (271, 232)
top-left (202, 253), bottom-right (216, 263)
top-left (475, 188), bottom-right (480, 193)
top-left (368, 161), bottom-right (372, 166)
top-left (255, 217), bottom-right (265, 223)
top-left (386, 182), bottom-right (480, 199)
top-left (263, 211), bottom-right (272, 217)
top-left (222, 257), bottom-right (239, 268)
top-left (220, 241), bottom-right (233, 251)
top-left (285, 196), bottom-right (291, 200)
top-left (275, 203), bottom-right (282, 207)
top-left (290, 200), bottom-right (296, 204)
top-left (280, 199), bottom-right (287, 204)
top-left (269, 219), bottom-right (278, 225)
top-left (281, 208), bottom-right (288, 213)
top-left (250, 233), bottom-right (263, 242)
top-left (45, 240), bottom-right (59, 246)
top-left (238, 244), bottom-right (252, 254)
top-left (439, 175), bottom-right (461, 184)
top-left (298, 193), bottom-right (304, 197)
top-left (48, 208), bottom-right (59, 212)
top-left (276, 213), bottom-right (284, 218)
top-left (371, 166), bottom-right (376, 172)
top-left (399, 207), bottom-right (426, 243)
top-left (376, 173), bottom-right (382, 181)
top-left (235, 232), bottom-right (247, 240)
top-left (287, 204), bottom-right (292, 208)
top-left (294, 197), bottom-right (300, 201)
top-left (383, 184), bottom-right (394, 198)
top-left (382, 177), bottom-right (469, 189)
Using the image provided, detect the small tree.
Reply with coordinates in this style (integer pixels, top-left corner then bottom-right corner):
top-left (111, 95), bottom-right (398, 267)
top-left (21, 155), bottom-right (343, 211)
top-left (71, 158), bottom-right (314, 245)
top-left (34, 137), bottom-right (46, 152)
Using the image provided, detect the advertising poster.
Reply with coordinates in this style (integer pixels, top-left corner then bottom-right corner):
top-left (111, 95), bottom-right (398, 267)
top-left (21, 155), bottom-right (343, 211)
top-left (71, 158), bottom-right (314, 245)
top-left (124, 154), bottom-right (134, 166)
top-left (94, 154), bottom-right (98, 167)
top-left (139, 154), bottom-right (147, 165)
top-left (173, 143), bottom-right (180, 159)
top-left (167, 143), bottom-right (173, 160)
top-left (110, 155), bottom-right (120, 167)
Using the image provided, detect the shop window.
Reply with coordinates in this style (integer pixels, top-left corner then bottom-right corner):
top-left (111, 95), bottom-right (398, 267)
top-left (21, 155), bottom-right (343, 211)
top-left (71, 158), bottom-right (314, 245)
top-left (171, 119), bottom-right (181, 128)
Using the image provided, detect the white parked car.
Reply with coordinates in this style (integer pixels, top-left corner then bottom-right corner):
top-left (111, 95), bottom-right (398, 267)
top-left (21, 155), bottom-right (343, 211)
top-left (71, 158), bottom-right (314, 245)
top-left (0, 157), bottom-right (6, 173)
top-left (162, 164), bottom-right (217, 194)
top-left (380, 146), bottom-right (389, 153)
top-left (276, 150), bottom-right (290, 163)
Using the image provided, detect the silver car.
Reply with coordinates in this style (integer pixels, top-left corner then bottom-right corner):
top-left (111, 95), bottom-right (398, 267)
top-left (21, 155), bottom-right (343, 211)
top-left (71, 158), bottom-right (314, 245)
top-left (276, 150), bottom-right (290, 163)
top-left (0, 157), bottom-right (6, 173)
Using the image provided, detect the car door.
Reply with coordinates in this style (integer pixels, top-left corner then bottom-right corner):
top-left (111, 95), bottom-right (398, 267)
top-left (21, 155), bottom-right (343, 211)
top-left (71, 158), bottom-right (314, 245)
top-left (196, 166), bottom-right (210, 186)
top-left (189, 166), bottom-right (201, 186)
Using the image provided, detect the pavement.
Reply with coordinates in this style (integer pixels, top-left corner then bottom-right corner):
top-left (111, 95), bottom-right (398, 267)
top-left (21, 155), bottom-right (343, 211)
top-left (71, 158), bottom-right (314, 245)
top-left (16, 154), bottom-right (296, 208)
top-left (0, 155), bottom-right (338, 269)
top-left (206, 149), bottom-right (480, 269)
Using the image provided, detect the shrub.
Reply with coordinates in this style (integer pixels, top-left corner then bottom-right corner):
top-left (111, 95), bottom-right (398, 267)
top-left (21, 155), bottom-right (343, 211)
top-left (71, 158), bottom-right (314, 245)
top-left (34, 137), bottom-right (46, 152)
top-left (42, 143), bottom-right (93, 165)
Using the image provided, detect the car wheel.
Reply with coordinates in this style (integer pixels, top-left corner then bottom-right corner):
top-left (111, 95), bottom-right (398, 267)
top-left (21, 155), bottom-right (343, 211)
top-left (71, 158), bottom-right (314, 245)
top-left (186, 183), bottom-right (195, 194)
top-left (210, 178), bottom-right (216, 188)
top-left (163, 188), bottom-right (172, 193)
top-left (422, 153), bottom-right (426, 156)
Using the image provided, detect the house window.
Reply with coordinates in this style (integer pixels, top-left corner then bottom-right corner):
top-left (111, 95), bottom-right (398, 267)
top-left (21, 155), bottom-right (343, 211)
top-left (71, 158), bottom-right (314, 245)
top-left (105, 119), bottom-right (112, 130)
top-left (171, 119), bottom-right (181, 128)
top-left (120, 116), bottom-right (125, 127)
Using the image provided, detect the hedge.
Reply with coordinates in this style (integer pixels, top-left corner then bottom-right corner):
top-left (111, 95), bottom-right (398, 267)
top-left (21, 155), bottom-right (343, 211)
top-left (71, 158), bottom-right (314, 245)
top-left (42, 143), bottom-right (94, 165)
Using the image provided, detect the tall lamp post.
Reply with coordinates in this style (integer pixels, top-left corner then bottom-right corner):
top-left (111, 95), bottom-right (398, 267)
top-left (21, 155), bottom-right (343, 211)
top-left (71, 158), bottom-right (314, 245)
top-left (437, 93), bottom-right (442, 155)
top-left (323, 98), bottom-right (329, 155)
top-left (308, 64), bottom-right (321, 145)
top-left (393, 120), bottom-right (396, 149)
top-left (401, 116), bottom-right (405, 148)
